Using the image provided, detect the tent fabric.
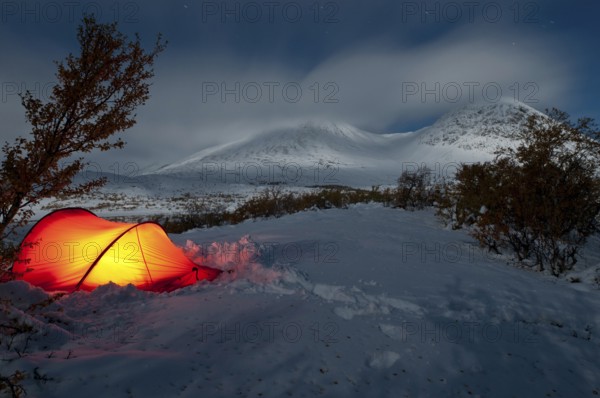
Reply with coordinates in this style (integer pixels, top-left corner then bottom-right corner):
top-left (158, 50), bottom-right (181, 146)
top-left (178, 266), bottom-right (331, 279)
top-left (12, 208), bottom-right (221, 292)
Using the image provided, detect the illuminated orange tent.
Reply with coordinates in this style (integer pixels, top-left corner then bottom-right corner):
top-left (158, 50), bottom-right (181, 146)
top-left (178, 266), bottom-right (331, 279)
top-left (12, 208), bottom-right (221, 292)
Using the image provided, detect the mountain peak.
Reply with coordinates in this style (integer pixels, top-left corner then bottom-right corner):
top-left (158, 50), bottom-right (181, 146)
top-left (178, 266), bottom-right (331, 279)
top-left (417, 99), bottom-right (543, 150)
top-left (433, 99), bottom-right (542, 129)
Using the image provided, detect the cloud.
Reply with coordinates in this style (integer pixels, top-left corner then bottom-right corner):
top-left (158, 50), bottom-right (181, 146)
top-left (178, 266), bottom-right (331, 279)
top-left (302, 25), bottom-right (577, 129)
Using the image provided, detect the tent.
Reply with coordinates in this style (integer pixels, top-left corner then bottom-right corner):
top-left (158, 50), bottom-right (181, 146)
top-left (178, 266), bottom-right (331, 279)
top-left (12, 208), bottom-right (222, 292)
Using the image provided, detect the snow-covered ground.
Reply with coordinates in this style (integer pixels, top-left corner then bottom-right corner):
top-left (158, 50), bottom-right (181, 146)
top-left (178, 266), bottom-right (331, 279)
top-left (2, 204), bottom-right (599, 397)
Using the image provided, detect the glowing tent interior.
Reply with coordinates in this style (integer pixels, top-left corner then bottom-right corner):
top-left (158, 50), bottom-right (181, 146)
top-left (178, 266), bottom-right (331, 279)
top-left (12, 208), bottom-right (222, 292)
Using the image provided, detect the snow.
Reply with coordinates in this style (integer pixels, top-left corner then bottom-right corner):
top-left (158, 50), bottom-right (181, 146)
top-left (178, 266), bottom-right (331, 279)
top-left (367, 350), bottom-right (401, 370)
top-left (143, 100), bottom-right (544, 187)
top-left (2, 204), bottom-right (600, 397)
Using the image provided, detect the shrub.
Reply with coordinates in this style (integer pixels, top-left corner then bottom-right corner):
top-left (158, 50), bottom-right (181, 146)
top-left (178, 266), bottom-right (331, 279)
top-left (440, 109), bottom-right (600, 275)
top-left (395, 167), bottom-right (437, 210)
top-left (163, 185), bottom-right (401, 233)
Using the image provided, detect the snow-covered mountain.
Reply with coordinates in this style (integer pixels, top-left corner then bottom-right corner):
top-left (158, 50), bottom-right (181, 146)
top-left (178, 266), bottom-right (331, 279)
top-left (417, 98), bottom-right (541, 152)
top-left (148, 99), bottom-right (544, 187)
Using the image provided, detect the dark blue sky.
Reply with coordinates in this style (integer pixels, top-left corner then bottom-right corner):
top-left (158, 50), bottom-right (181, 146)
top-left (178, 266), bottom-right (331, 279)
top-left (1, 0), bottom-right (598, 166)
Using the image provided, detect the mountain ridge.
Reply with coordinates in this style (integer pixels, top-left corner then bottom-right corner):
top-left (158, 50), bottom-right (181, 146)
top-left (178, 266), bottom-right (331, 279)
top-left (147, 99), bottom-right (545, 186)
